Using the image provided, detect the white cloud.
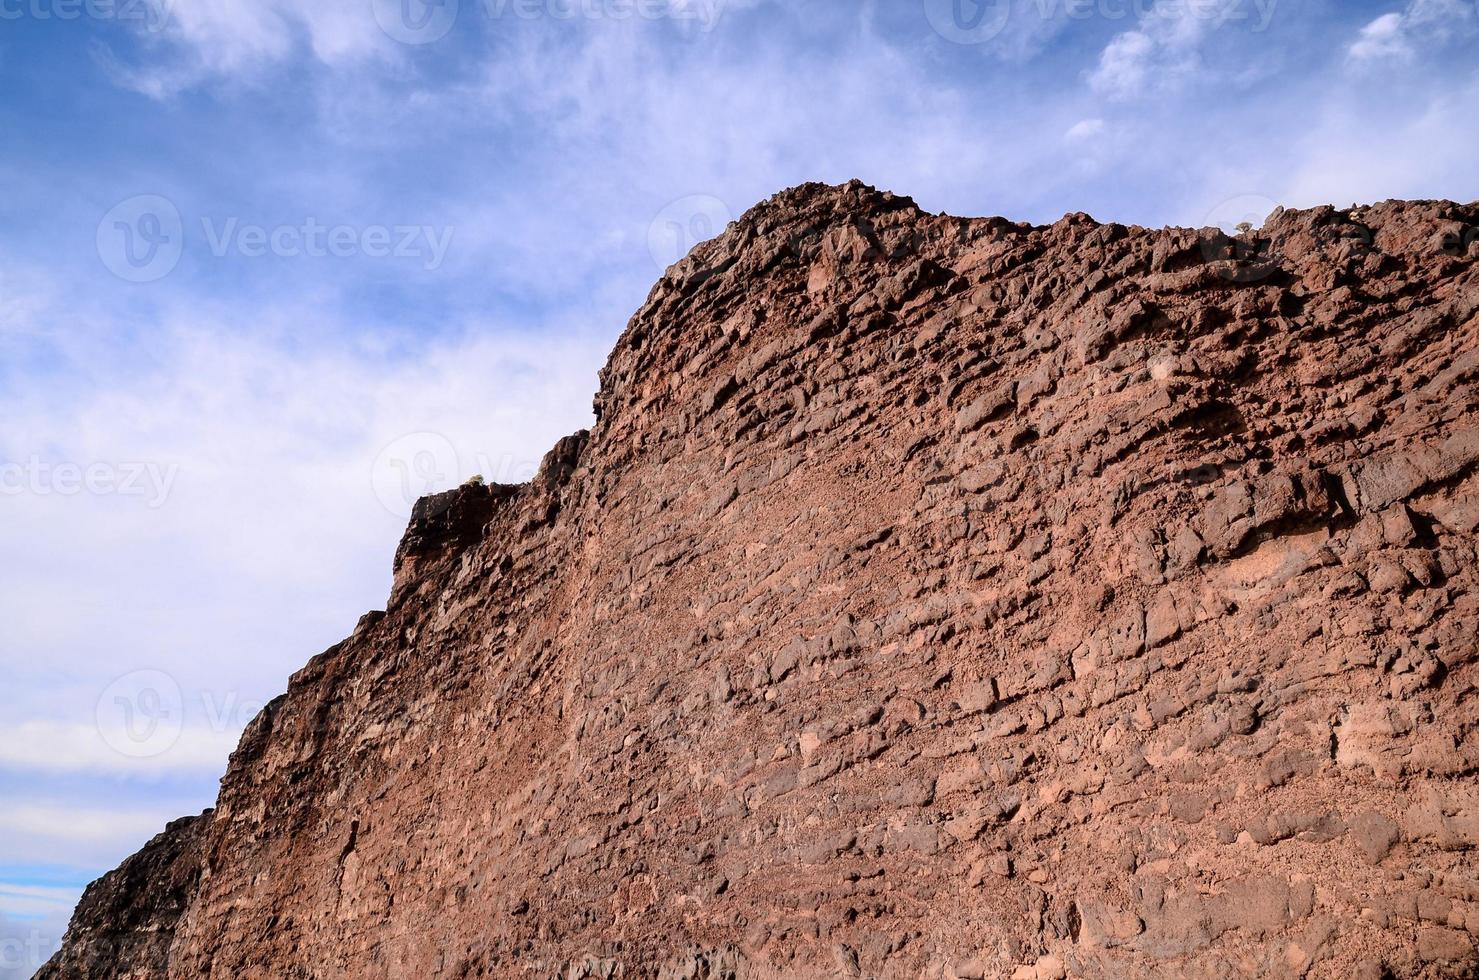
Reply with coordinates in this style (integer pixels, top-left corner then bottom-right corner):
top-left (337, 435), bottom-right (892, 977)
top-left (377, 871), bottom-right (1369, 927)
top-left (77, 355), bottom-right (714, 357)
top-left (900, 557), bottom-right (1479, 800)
top-left (0, 312), bottom-right (603, 874)
top-left (0, 800), bottom-right (191, 872)
top-left (1349, 12), bottom-right (1411, 60)
top-left (1089, 30), bottom-right (1159, 99)
top-left (162, 0), bottom-right (390, 67)
top-left (1278, 75), bottom-right (1479, 207)
top-left (1085, 3), bottom-right (1222, 102)
top-left (0, 722), bottom-right (242, 780)
top-left (96, 0), bottom-right (396, 97)
top-left (0, 276), bottom-right (607, 850)
top-left (1, 315), bottom-right (604, 663)
top-left (1348, 0), bottom-right (1478, 63)
top-left (1083, 0), bottom-right (1283, 102)
top-left (0, 805), bottom-right (167, 844)
top-left (96, 0), bottom-right (771, 98)
top-left (1064, 118), bottom-right (1106, 142)
top-left (0, 908), bottom-right (66, 979)
top-left (0, 883), bottom-right (80, 921)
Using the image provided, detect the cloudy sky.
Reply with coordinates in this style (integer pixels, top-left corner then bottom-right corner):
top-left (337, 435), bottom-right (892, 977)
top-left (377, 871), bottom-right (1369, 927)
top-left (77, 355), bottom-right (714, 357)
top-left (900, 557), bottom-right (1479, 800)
top-left (1, 0), bottom-right (1476, 968)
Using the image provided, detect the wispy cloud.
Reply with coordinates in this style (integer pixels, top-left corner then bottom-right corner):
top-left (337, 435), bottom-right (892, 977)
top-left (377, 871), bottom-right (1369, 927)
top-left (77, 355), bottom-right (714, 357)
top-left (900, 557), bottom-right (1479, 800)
top-left (0, 906), bottom-right (66, 979)
top-left (0, 722), bottom-right (241, 779)
top-left (0, 806), bottom-right (170, 846)
top-left (94, 0), bottom-right (395, 97)
top-left (0, 882), bottom-right (84, 921)
top-left (1, 273), bottom-right (606, 870)
top-left (2, 294), bottom-right (606, 706)
top-left (1348, 0), bottom-right (1476, 63)
top-left (0, 798), bottom-right (195, 880)
top-left (1085, 5), bottom-right (1224, 101)
top-left (1064, 117), bottom-right (1106, 142)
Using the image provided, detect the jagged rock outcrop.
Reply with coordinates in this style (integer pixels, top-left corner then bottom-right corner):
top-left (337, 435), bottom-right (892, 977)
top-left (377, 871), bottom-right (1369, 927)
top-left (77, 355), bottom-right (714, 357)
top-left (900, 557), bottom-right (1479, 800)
top-left (42, 182), bottom-right (1479, 978)
top-left (36, 813), bottom-right (208, 980)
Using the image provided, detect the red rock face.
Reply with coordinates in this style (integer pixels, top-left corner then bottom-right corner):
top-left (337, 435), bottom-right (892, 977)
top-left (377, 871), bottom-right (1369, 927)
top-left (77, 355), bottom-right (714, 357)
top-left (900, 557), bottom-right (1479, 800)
top-left (41, 182), bottom-right (1479, 979)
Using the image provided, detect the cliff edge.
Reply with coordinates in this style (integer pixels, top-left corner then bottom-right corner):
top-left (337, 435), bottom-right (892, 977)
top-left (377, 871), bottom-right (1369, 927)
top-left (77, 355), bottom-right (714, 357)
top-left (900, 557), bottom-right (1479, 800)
top-left (41, 182), bottom-right (1479, 978)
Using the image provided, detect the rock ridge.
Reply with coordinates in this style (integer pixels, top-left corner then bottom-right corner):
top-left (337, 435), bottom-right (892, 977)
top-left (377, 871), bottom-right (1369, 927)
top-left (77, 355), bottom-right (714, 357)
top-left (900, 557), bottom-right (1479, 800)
top-left (40, 181), bottom-right (1479, 979)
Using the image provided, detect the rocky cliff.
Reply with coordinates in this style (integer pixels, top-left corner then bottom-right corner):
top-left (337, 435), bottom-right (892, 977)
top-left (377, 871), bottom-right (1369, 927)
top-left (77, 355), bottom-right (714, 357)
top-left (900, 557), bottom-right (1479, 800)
top-left (41, 182), bottom-right (1479, 979)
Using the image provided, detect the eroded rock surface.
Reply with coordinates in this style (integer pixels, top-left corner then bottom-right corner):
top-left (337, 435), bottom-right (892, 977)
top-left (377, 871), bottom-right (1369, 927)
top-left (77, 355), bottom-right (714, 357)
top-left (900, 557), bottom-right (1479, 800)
top-left (36, 813), bottom-right (208, 980)
top-left (42, 182), bottom-right (1479, 978)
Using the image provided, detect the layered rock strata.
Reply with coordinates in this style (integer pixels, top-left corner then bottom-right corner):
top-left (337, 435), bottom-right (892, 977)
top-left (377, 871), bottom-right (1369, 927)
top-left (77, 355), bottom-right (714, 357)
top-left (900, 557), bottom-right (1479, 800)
top-left (42, 182), bottom-right (1479, 979)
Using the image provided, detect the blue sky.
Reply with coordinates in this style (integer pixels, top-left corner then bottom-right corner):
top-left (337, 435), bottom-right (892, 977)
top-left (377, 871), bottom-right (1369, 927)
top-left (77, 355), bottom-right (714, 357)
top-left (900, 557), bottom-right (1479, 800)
top-left (1, 0), bottom-right (1476, 968)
